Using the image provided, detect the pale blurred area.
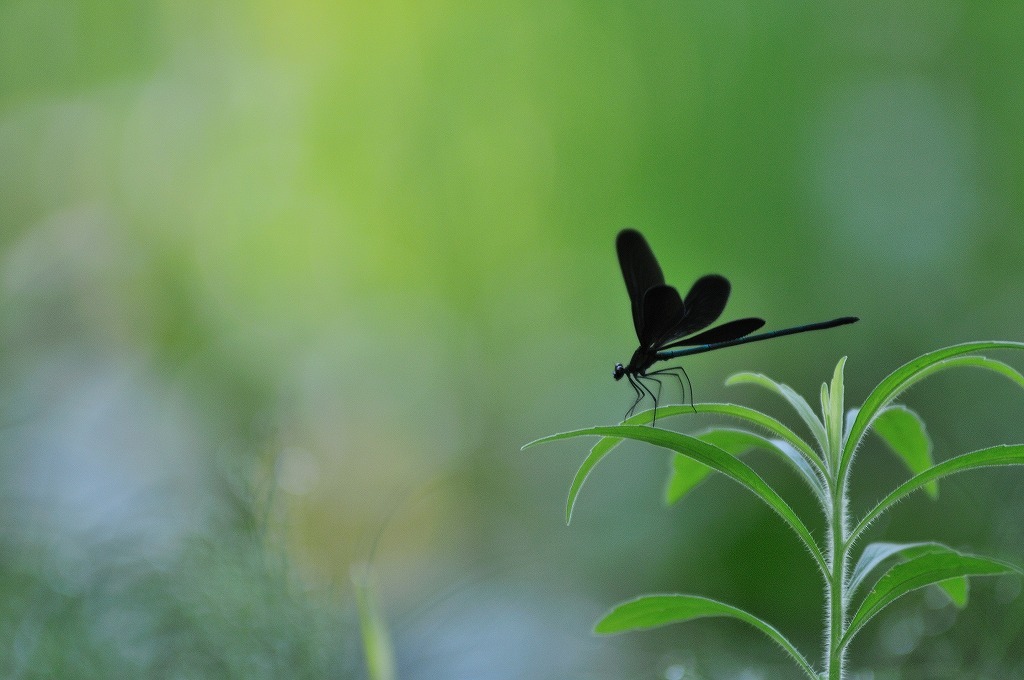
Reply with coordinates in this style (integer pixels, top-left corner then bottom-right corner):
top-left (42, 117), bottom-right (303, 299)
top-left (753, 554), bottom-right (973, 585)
top-left (2, 2), bottom-right (1024, 678)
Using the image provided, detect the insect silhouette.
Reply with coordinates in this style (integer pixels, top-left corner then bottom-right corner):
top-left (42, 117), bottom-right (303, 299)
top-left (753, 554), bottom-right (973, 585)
top-left (613, 228), bottom-right (858, 421)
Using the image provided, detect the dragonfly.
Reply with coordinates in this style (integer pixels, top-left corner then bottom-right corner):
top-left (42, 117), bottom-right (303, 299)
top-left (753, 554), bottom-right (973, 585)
top-left (613, 228), bottom-right (858, 421)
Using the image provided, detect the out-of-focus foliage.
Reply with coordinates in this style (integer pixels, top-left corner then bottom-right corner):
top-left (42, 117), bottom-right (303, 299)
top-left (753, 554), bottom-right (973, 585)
top-left (2, 1), bottom-right (1023, 678)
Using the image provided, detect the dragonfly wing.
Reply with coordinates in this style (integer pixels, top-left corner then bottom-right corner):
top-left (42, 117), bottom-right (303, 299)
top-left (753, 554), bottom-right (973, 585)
top-left (647, 274), bottom-right (732, 349)
top-left (681, 274), bottom-right (731, 330)
top-left (661, 317), bottom-right (765, 348)
top-left (617, 229), bottom-right (665, 341)
top-left (638, 284), bottom-right (686, 349)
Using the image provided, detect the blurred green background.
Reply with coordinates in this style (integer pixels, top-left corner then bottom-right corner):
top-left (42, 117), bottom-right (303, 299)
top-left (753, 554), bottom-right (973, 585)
top-left (2, 1), bottom-right (1024, 678)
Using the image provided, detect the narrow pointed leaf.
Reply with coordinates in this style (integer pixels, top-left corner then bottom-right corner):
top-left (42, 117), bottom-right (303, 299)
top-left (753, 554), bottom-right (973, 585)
top-left (523, 402), bottom-right (826, 523)
top-left (541, 409), bottom-right (651, 524)
top-left (768, 438), bottom-right (828, 503)
top-left (595, 594), bottom-right (818, 680)
top-left (828, 358), bottom-right (846, 465)
top-left (526, 424), bottom-right (826, 574)
top-left (666, 428), bottom-right (824, 505)
top-left (727, 372), bottom-right (828, 455)
top-left (843, 548), bottom-right (1021, 647)
top-left (872, 405), bottom-right (936, 498)
top-left (819, 382), bottom-right (829, 439)
top-left (940, 355), bottom-right (1024, 389)
top-left (562, 432), bottom-right (623, 525)
top-left (849, 542), bottom-right (946, 595)
top-left (671, 403), bottom-right (823, 472)
top-left (851, 445), bottom-right (1024, 543)
top-left (840, 341), bottom-right (1024, 483)
top-left (851, 542), bottom-right (969, 606)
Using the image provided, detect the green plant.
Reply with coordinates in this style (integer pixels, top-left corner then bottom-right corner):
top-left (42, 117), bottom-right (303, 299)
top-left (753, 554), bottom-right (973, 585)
top-left (353, 567), bottom-right (396, 680)
top-left (525, 342), bottom-right (1024, 679)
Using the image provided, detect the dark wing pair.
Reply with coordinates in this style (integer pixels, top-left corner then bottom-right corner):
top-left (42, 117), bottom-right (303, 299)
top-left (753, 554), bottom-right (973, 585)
top-left (616, 229), bottom-right (765, 351)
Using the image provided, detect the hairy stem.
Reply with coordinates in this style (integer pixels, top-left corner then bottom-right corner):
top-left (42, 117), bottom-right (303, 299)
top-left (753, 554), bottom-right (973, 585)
top-left (825, 477), bottom-right (849, 680)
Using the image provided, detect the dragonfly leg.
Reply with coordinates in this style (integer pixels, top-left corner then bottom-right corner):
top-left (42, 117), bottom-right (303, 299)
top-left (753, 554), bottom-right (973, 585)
top-left (646, 366), bottom-right (697, 413)
top-left (624, 374), bottom-right (645, 419)
top-left (636, 374), bottom-right (663, 425)
top-left (647, 367), bottom-right (684, 402)
top-left (679, 366), bottom-right (697, 413)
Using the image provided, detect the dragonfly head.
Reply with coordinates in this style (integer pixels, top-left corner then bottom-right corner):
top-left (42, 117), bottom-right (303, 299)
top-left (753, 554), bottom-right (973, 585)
top-left (613, 363), bottom-right (626, 381)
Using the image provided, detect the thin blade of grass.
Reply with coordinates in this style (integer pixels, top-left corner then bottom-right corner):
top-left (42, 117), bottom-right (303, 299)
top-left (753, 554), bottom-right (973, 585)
top-left (352, 569), bottom-right (395, 680)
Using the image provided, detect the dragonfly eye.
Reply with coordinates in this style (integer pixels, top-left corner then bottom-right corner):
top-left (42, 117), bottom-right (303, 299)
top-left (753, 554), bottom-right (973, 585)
top-left (613, 363), bottom-right (625, 380)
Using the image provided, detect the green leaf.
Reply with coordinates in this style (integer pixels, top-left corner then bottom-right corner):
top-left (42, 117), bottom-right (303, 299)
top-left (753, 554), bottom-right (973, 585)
top-left (819, 382), bottom-right (829, 441)
top-left (847, 540), bottom-right (942, 593)
top-left (940, 355), bottom-right (1024, 391)
top-left (768, 438), bottom-right (828, 504)
top-left (843, 547), bottom-right (1021, 647)
top-left (727, 372), bottom-right (828, 455)
top-left (666, 428), bottom-right (824, 506)
top-left (541, 408), bottom-right (655, 524)
top-left (353, 569), bottom-right (396, 680)
top-left (827, 358), bottom-right (846, 466)
top-left (685, 403), bottom-right (826, 479)
top-left (872, 405), bottom-right (936, 499)
top-left (936, 577), bottom-right (969, 608)
top-left (666, 453), bottom-right (710, 505)
top-left (850, 445), bottom-right (1024, 543)
top-left (526, 424), bottom-right (826, 575)
top-left (840, 342), bottom-right (1024, 484)
top-left (595, 594), bottom-right (818, 680)
top-left (523, 402), bottom-right (824, 523)
top-left (562, 431), bottom-right (623, 525)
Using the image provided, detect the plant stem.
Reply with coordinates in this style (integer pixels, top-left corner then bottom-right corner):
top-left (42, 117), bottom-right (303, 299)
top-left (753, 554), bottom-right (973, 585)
top-left (825, 476), bottom-right (849, 680)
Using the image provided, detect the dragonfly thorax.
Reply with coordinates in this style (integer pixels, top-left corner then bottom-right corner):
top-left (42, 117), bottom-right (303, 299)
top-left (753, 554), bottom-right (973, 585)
top-left (614, 348), bottom-right (657, 381)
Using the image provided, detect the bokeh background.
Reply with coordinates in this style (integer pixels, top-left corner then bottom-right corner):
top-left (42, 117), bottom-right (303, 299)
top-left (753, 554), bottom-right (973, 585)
top-left (2, 2), bottom-right (1024, 678)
